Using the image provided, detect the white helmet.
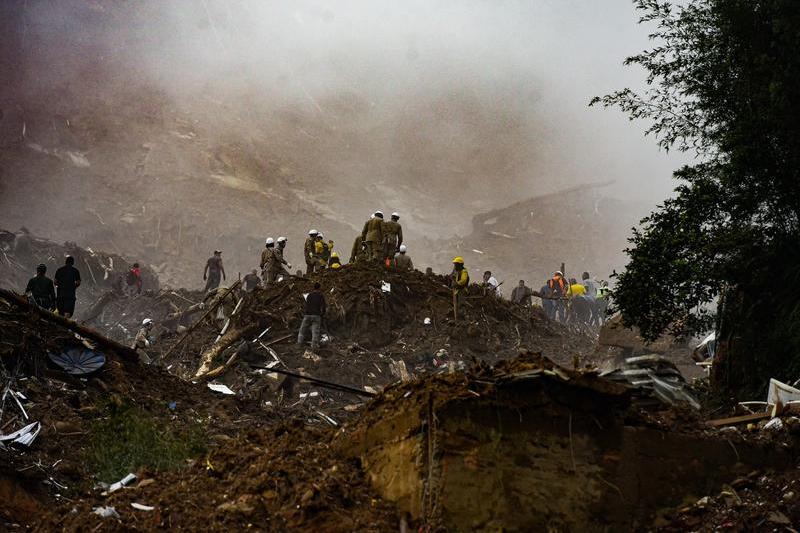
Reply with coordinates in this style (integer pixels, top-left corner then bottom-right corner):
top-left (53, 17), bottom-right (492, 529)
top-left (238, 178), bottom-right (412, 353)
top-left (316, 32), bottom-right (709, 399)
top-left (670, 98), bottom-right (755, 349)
top-left (308, 229), bottom-right (318, 236)
top-left (391, 212), bottom-right (400, 219)
top-left (399, 244), bottom-right (407, 253)
top-left (142, 318), bottom-right (153, 326)
top-left (277, 236), bottom-right (287, 243)
top-left (374, 210), bottom-right (384, 217)
top-left (265, 237), bottom-right (274, 245)
top-left (317, 232), bottom-right (324, 239)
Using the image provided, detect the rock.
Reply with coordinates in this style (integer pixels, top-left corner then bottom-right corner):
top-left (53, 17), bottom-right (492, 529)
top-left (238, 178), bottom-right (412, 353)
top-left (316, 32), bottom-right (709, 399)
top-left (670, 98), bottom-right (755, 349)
top-left (54, 420), bottom-right (82, 434)
top-left (767, 511), bottom-right (791, 525)
top-left (782, 491), bottom-right (795, 502)
top-left (695, 496), bottom-right (710, 507)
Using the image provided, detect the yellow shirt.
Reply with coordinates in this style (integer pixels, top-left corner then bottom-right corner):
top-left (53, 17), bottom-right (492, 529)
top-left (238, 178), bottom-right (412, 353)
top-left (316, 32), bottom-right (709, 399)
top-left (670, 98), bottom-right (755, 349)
top-left (569, 283), bottom-right (586, 297)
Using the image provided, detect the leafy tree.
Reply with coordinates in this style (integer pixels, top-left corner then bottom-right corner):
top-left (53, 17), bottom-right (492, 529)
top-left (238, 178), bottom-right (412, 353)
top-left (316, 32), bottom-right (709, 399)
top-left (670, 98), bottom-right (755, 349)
top-left (592, 0), bottom-right (800, 394)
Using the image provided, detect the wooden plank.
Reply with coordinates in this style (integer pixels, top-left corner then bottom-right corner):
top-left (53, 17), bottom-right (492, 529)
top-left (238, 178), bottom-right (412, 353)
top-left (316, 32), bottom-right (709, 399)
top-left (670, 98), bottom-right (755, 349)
top-left (707, 412), bottom-right (771, 427)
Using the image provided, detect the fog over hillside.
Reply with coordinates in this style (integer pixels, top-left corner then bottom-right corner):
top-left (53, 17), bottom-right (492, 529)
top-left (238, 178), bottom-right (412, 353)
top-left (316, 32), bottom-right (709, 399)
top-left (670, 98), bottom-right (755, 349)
top-left (0, 0), bottom-right (684, 285)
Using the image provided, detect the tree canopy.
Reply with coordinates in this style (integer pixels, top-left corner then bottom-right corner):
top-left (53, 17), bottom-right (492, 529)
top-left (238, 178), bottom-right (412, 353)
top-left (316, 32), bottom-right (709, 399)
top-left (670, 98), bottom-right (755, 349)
top-left (592, 0), bottom-right (800, 345)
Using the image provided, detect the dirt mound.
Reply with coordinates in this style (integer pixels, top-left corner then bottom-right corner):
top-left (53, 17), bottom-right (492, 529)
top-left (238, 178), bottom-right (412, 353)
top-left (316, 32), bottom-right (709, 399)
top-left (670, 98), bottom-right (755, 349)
top-left (152, 263), bottom-right (596, 422)
top-left (39, 422), bottom-right (398, 532)
top-left (342, 350), bottom-right (794, 530)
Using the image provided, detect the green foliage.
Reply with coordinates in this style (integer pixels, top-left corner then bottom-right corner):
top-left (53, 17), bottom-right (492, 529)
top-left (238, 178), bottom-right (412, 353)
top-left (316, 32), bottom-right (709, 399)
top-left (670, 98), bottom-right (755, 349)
top-left (592, 0), bottom-right (800, 343)
top-left (86, 403), bottom-right (206, 483)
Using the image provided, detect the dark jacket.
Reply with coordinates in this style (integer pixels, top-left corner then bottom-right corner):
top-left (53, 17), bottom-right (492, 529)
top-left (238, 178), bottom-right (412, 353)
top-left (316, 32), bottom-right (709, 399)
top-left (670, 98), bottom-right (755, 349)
top-left (26, 275), bottom-right (56, 309)
top-left (304, 290), bottom-right (326, 316)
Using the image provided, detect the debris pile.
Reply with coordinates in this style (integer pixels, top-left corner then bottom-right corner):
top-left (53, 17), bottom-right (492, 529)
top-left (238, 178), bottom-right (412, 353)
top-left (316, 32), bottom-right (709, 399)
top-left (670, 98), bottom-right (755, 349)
top-left (156, 263), bottom-right (597, 421)
top-left (344, 351), bottom-right (792, 530)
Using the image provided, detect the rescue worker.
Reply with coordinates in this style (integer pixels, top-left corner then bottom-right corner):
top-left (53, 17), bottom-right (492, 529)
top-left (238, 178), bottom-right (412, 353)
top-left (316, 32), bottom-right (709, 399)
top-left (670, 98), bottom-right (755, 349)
top-left (568, 277), bottom-right (586, 297)
top-left (243, 269), bottom-right (260, 292)
top-left (54, 256), bottom-right (81, 318)
top-left (393, 244), bottom-right (413, 271)
top-left (350, 235), bottom-right (365, 263)
top-left (133, 318), bottom-right (155, 364)
top-left (546, 271), bottom-right (569, 322)
top-left (297, 282), bottom-right (326, 351)
top-left (511, 280), bottom-right (533, 307)
top-left (581, 272), bottom-right (597, 296)
top-left (203, 250), bottom-right (226, 292)
top-left (276, 236), bottom-right (292, 276)
top-left (482, 270), bottom-right (501, 296)
top-left (361, 211), bottom-right (384, 261)
top-left (425, 267), bottom-right (434, 276)
top-left (329, 252), bottom-right (342, 270)
top-left (304, 230), bottom-right (319, 274)
top-left (382, 212), bottom-right (403, 260)
top-left (313, 234), bottom-right (327, 270)
top-left (125, 262), bottom-right (143, 295)
top-left (25, 263), bottom-right (56, 311)
top-left (450, 256), bottom-right (469, 319)
top-left (261, 238), bottom-right (288, 283)
top-left (320, 233), bottom-right (333, 265)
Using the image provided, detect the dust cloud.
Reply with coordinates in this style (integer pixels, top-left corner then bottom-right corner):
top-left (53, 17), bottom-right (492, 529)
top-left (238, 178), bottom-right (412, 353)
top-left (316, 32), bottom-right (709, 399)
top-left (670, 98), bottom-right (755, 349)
top-left (0, 0), bottom-right (682, 284)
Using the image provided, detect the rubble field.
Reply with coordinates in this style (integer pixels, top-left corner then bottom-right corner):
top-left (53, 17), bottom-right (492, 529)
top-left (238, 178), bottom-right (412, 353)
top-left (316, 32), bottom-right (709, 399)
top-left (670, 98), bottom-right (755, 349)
top-left (2, 247), bottom-right (800, 530)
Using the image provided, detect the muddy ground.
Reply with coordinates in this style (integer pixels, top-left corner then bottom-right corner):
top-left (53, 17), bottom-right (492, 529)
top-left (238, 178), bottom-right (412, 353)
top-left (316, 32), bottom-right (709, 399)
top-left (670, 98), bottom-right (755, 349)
top-left (2, 246), bottom-right (799, 530)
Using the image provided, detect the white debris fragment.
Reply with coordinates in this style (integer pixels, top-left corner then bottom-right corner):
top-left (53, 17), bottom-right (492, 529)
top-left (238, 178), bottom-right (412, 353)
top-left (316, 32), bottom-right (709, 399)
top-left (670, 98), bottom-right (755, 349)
top-left (131, 503), bottom-right (155, 512)
top-left (0, 421), bottom-right (41, 446)
top-left (380, 281), bottom-right (391, 293)
top-left (207, 383), bottom-right (236, 395)
top-left (92, 506), bottom-right (119, 518)
top-left (104, 473), bottom-right (137, 495)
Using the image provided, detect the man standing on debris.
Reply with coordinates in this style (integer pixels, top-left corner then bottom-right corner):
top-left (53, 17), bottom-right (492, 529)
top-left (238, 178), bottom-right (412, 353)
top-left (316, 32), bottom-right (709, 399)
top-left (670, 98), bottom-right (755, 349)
top-left (361, 211), bottom-right (384, 261)
top-left (203, 250), bottom-right (226, 292)
top-left (547, 271), bottom-right (568, 322)
top-left (304, 229), bottom-right (319, 274)
top-left (297, 282), bottom-right (326, 352)
top-left (275, 236), bottom-right (292, 277)
top-left (581, 271), bottom-right (597, 297)
top-left (329, 252), bottom-right (343, 270)
top-left (511, 280), bottom-right (533, 307)
top-left (25, 263), bottom-right (56, 311)
top-left (261, 238), bottom-right (286, 283)
top-left (393, 244), bottom-right (413, 271)
top-left (382, 212), bottom-right (403, 260)
top-left (350, 235), bottom-right (367, 263)
top-left (133, 318), bottom-right (155, 364)
top-left (243, 269), bottom-right (260, 292)
top-left (450, 257), bottom-right (469, 319)
top-left (482, 270), bottom-right (501, 297)
top-left (125, 262), bottom-right (143, 295)
top-left (54, 256), bottom-right (81, 318)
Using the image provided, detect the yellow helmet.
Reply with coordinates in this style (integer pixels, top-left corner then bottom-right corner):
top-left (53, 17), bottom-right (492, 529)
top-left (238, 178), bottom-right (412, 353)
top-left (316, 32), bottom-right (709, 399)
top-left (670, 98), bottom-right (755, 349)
top-left (452, 256), bottom-right (465, 264)
top-left (331, 252), bottom-right (339, 258)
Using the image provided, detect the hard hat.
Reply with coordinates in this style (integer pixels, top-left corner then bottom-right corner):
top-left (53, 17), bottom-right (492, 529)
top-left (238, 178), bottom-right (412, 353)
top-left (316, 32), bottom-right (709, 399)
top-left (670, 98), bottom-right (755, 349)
top-left (277, 236), bottom-right (287, 243)
top-left (317, 232), bottom-right (324, 239)
top-left (399, 244), bottom-right (407, 253)
top-left (142, 318), bottom-right (153, 326)
top-left (265, 237), bottom-right (274, 245)
top-left (36, 263), bottom-right (46, 272)
top-left (452, 256), bottom-right (464, 264)
top-left (374, 210), bottom-right (384, 217)
top-left (391, 212), bottom-right (399, 219)
top-left (554, 270), bottom-right (563, 277)
top-left (331, 252), bottom-right (339, 258)
top-left (309, 229), bottom-right (318, 235)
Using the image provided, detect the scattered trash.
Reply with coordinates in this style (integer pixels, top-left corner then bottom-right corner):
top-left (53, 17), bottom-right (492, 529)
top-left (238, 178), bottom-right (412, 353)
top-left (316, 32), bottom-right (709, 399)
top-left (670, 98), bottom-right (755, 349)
top-left (380, 281), bottom-right (391, 293)
top-left (424, 317), bottom-right (432, 325)
top-left (764, 418), bottom-right (784, 431)
top-left (207, 383), bottom-right (236, 395)
top-left (767, 378), bottom-right (800, 405)
top-left (315, 410), bottom-right (338, 426)
top-left (131, 503), bottom-right (155, 512)
top-left (0, 421), bottom-right (41, 446)
top-left (692, 332), bottom-right (716, 362)
top-left (48, 346), bottom-right (106, 375)
top-left (104, 473), bottom-right (137, 494)
top-left (168, 401), bottom-right (177, 410)
top-left (299, 391), bottom-right (319, 399)
top-left (92, 506), bottom-right (120, 519)
top-left (601, 354), bottom-right (700, 409)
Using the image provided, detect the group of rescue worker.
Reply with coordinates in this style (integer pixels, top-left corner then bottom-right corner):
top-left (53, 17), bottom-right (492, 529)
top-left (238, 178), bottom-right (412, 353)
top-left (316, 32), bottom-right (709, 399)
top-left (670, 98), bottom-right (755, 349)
top-left (540, 270), bottom-right (610, 326)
